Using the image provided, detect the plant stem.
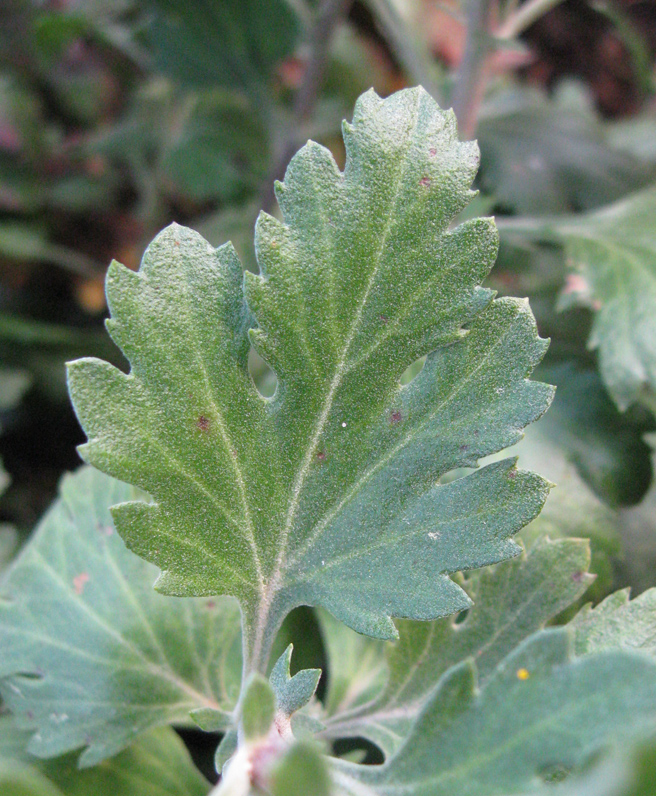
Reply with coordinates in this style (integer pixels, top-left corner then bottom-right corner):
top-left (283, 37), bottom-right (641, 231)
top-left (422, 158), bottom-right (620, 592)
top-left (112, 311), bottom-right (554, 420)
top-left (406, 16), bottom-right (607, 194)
top-left (366, 0), bottom-right (443, 103)
top-left (260, 0), bottom-right (353, 214)
top-left (497, 0), bottom-right (565, 39)
top-left (451, 0), bottom-right (495, 140)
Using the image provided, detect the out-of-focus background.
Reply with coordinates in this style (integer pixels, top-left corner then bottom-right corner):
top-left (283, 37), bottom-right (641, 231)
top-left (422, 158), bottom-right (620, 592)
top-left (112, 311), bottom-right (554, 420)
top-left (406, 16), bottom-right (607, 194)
top-left (3, 0), bottom-right (656, 783)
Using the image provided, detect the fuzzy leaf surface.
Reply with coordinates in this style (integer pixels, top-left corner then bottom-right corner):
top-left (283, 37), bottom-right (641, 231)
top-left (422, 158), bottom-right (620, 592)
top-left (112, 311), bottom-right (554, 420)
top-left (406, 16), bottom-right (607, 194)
top-left (0, 467), bottom-right (242, 765)
top-left (334, 630), bottom-right (656, 796)
top-left (554, 185), bottom-right (656, 410)
top-left (322, 535), bottom-right (592, 756)
top-left (67, 87), bottom-right (553, 668)
top-left (0, 716), bottom-right (209, 796)
top-left (572, 587), bottom-right (656, 659)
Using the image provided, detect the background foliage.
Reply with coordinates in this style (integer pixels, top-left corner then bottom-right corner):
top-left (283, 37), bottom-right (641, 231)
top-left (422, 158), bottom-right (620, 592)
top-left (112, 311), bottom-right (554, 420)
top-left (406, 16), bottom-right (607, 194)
top-left (2, 0), bottom-right (656, 792)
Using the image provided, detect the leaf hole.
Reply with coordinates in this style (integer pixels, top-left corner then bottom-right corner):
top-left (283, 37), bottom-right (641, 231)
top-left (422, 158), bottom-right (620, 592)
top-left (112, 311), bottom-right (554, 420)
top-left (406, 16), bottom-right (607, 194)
top-left (248, 347), bottom-right (278, 398)
top-left (399, 355), bottom-right (426, 386)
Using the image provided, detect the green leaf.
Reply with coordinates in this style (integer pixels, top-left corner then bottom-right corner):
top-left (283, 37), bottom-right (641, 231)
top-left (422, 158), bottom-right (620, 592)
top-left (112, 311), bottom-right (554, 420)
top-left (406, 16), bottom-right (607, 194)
top-left (271, 742), bottom-right (332, 796)
top-left (147, 0), bottom-right (300, 91)
top-left (269, 645), bottom-right (321, 718)
top-left (477, 86), bottom-right (648, 216)
top-left (67, 87), bottom-right (553, 675)
top-left (572, 587), bottom-right (656, 659)
top-left (318, 609), bottom-right (387, 718)
top-left (161, 92), bottom-right (268, 203)
top-left (618, 436), bottom-right (656, 593)
top-left (0, 466), bottom-right (242, 765)
top-left (322, 535), bottom-right (592, 756)
top-left (241, 675), bottom-right (276, 741)
top-left (335, 629), bottom-right (656, 796)
top-left (0, 715), bottom-right (209, 796)
top-left (527, 363), bottom-right (652, 508)
top-left (553, 184), bottom-right (656, 410)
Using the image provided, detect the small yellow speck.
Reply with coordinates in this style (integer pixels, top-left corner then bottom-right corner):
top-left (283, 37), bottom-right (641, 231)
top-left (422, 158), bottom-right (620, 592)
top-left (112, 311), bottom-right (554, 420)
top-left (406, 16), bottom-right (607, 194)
top-left (516, 668), bottom-right (530, 681)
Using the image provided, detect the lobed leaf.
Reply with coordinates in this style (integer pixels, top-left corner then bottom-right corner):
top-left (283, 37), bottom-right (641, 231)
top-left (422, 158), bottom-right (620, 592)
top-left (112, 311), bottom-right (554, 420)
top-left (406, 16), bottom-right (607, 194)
top-left (334, 629), bottom-right (656, 796)
top-left (0, 715), bottom-right (209, 796)
top-left (572, 587), bottom-right (656, 659)
top-left (67, 87), bottom-right (553, 672)
top-left (0, 467), bottom-right (242, 765)
top-left (554, 184), bottom-right (656, 410)
top-left (321, 535), bottom-right (592, 756)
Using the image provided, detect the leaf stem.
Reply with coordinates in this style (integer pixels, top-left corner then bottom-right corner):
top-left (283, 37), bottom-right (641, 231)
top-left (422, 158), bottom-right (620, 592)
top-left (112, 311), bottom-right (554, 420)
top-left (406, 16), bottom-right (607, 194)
top-left (497, 0), bottom-right (566, 39)
top-left (240, 587), bottom-right (291, 680)
top-left (451, 0), bottom-right (495, 140)
top-left (260, 0), bottom-right (354, 214)
top-left (365, 0), bottom-right (444, 103)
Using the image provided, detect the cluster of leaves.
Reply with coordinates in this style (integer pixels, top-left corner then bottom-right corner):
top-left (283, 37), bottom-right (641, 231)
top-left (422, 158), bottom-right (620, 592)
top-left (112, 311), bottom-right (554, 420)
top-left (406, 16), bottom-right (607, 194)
top-left (3, 0), bottom-right (656, 795)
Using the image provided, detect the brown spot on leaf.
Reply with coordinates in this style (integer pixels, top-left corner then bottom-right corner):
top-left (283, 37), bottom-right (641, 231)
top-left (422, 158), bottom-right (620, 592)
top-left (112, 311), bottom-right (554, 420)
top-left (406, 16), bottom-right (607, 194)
top-left (317, 451), bottom-right (326, 461)
top-left (390, 410), bottom-right (402, 423)
top-left (206, 600), bottom-right (216, 609)
top-left (507, 469), bottom-right (517, 479)
top-left (196, 415), bottom-right (210, 431)
top-left (572, 571), bottom-right (585, 582)
top-left (419, 176), bottom-right (431, 188)
top-left (174, 240), bottom-right (180, 247)
top-left (429, 148), bottom-right (437, 157)
top-left (379, 314), bottom-right (389, 325)
top-left (73, 573), bottom-right (90, 595)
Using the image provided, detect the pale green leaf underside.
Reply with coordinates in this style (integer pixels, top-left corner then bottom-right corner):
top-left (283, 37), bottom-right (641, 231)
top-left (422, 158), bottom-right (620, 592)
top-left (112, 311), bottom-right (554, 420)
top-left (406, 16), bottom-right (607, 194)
top-left (0, 467), bottom-right (241, 766)
top-left (321, 535), bottom-right (592, 756)
top-left (67, 87), bottom-right (553, 654)
top-left (554, 184), bottom-right (656, 410)
top-left (572, 586), bottom-right (656, 659)
top-left (334, 629), bottom-right (656, 796)
top-left (0, 715), bottom-right (209, 796)
top-left (269, 645), bottom-right (321, 719)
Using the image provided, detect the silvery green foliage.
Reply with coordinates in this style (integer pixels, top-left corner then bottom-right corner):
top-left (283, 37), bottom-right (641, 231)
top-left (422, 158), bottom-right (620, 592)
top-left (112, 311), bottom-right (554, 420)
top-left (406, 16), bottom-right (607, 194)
top-left (67, 87), bottom-right (553, 675)
top-left (4, 87), bottom-right (656, 796)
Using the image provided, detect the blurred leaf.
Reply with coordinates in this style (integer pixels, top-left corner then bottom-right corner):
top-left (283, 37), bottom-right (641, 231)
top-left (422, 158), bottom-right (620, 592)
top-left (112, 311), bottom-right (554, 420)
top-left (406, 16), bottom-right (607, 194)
top-left (318, 608), bottom-right (387, 718)
top-left (0, 715), bottom-right (210, 796)
top-left (241, 675), bottom-right (275, 742)
top-left (322, 536), bottom-right (592, 756)
top-left (525, 363), bottom-right (652, 508)
top-left (0, 222), bottom-right (101, 275)
top-left (572, 586), bottom-right (656, 659)
top-left (193, 201), bottom-right (259, 273)
top-left (0, 467), bottom-right (242, 766)
top-left (607, 112), bottom-right (656, 166)
top-left (0, 367), bottom-right (30, 414)
top-left (161, 92), bottom-right (268, 202)
top-left (147, 0), bottom-right (300, 92)
top-left (477, 87), bottom-right (650, 215)
top-left (335, 630), bottom-right (656, 796)
top-left (271, 742), bottom-right (331, 796)
top-left (618, 436), bottom-right (656, 595)
top-left (553, 184), bottom-right (656, 411)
